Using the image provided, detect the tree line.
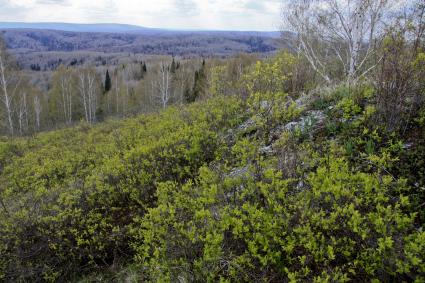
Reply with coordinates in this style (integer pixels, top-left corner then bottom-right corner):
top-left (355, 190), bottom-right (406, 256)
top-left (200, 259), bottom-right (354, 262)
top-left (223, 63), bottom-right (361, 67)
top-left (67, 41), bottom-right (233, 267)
top-left (0, 43), bottom-right (214, 136)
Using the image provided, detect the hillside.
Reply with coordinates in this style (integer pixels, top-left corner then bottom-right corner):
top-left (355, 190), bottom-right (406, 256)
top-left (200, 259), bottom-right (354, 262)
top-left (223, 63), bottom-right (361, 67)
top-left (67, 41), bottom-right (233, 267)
top-left (1, 28), bottom-right (284, 57)
top-left (0, 49), bottom-right (424, 282)
top-left (0, 22), bottom-right (281, 36)
top-left (1, 28), bottom-right (285, 74)
top-left (0, 1), bottom-right (424, 282)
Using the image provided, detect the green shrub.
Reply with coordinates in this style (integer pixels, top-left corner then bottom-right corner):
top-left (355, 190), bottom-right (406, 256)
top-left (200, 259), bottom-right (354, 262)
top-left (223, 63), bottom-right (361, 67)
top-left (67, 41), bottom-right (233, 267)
top-left (133, 144), bottom-right (424, 282)
top-left (0, 96), bottom-right (245, 281)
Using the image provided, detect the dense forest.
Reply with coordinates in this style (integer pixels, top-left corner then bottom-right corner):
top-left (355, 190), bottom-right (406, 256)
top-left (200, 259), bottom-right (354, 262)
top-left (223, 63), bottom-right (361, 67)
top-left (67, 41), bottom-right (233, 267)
top-left (0, 0), bottom-right (425, 282)
top-left (2, 29), bottom-right (283, 61)
top-left (0, 41), bottom-right (258, 135)
top-left (0, 27), bottom-right (273, 135)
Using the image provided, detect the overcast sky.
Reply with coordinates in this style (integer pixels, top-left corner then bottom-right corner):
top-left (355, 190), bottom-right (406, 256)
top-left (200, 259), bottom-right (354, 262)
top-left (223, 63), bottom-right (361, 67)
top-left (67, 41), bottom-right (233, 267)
top-left (0, 0), bottom-right (282, 31)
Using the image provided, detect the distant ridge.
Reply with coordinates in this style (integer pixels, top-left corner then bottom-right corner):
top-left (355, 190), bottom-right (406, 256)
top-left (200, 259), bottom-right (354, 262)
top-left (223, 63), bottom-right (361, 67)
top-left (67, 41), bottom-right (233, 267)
top-left (0, 22), bottom-right (280, 37)
top-left (0, 22), bottom-right (160, 33)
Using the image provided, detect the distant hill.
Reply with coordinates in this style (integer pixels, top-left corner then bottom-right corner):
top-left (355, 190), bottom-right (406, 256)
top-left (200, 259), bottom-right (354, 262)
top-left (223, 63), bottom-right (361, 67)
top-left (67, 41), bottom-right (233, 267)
top-left (0, 22), bottom-right (280, 37)
top-left (0, 29), bottom-right (287, 58)
top-left (0, 23), bottom-right (287, 71)
top-left (0, 22), bottom-right (161, 34)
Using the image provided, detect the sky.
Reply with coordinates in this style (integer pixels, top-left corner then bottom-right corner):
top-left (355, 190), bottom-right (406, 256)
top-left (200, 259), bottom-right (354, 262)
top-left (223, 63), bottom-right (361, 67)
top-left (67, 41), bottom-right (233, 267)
top-left (0, 0), bottom-right (282, 31)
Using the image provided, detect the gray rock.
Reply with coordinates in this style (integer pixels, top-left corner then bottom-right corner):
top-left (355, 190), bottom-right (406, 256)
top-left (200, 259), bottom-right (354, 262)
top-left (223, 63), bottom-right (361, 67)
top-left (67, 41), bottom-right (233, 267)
top-left (237, 118), bottom-right (256, 133)
top-left (402, 142), bottom-right (414, 150)
top-left (260, 100), bottom-right (270, 110)
top-left (307, 110), bottom-right (326, 121)
top-left (228, 166), bottom-right (249, 178)
top-left (282, 110), bottom-right (326, 133)
top-left (283, 121), bottom-right (300, 131)
top-left (295, 94), bottom-right (309, 108)
top-left (296, 180), bottom-right (305, 190)
top-left (259, 145), bottom-right (274, 155)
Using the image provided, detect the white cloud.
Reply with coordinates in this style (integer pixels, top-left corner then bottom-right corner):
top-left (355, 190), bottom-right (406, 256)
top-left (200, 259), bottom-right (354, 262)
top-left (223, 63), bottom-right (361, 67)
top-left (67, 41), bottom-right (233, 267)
top-left (0, 0), bottom-right (282, 31)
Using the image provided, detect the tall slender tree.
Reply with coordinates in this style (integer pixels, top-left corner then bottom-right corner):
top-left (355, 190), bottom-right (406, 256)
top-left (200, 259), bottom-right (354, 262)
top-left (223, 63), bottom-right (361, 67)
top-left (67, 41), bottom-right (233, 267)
top-left (77, 68), bottom-right (99, 124)
top-left (105, 69), bottom-right (112, 93)
top-left (50, 65), bottom-right (74, 125)
top-left (153, 63), bottom-right (172, 108)
top-left (33, 95), bottom-right (42, 131)
top-left (190, 62), bottom-right (207, 102)
top-left (0, 38), bottom-right (20, 135)
top-left (170, 58), bottom-right (177, 74)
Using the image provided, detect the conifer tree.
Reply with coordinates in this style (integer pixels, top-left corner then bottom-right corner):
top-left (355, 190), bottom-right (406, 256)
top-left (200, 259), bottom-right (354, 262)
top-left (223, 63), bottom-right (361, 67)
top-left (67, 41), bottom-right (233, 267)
top-left (184, 82), bottom-right (195, 103)
top-left (140, 62), bottom-right (145, 79)
top-left (170, 58), bottom-right (176, 74)
top-left (190, 62), bottom-right (207, 102)
top-left (104, 69), bottom-right (112, 93)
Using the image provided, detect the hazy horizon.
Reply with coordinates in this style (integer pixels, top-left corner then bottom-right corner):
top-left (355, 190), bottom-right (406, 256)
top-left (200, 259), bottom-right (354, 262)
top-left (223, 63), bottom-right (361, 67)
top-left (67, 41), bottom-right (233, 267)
top-left (0, 0), bottom-right (282, 32)
top-left (0, 21), bottom-right (280, 32)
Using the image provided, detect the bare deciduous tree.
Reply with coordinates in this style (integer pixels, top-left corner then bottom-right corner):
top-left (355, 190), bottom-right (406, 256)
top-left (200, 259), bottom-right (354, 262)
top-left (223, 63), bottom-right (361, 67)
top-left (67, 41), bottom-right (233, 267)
top-left (0, 40), bottom-right (20, 135)
top-left (373, 1), bottom-right (425, 131)
top-left (50, 65), bottom-right (75, 125)
top-left (153, 63), bottom-right (172, 108)
top-left (58, 66), bottom-right (74, 124)
top-left (284, 0), bottom-right (392, 82)
top-left (77, 68), bottom-right (98, 124)
top-left (114, 69), bottom-right (122, 115)
top-left (33, 95), bottom-right (42, 130)
top-left (18, 91), bottom-right (29, 134)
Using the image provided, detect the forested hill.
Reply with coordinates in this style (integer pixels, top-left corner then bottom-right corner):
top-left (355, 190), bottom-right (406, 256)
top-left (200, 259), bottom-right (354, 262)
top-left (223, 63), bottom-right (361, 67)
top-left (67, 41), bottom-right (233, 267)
top-left (0, 22), bottom-right (281, 36)
top-left (1, 48), bottom-right (424, 281)
top-left (1, 28), bottom-right (284, 56)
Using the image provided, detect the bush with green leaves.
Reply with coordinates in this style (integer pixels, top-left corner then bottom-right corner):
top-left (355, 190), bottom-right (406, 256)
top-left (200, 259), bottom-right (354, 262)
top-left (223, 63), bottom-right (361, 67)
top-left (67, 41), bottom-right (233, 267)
top-left (1, 46), bottom-right (425, 282)
top-left (133, 143), bottom-right (424, 282)
top-left (0, 96), bottom-right (246, 281)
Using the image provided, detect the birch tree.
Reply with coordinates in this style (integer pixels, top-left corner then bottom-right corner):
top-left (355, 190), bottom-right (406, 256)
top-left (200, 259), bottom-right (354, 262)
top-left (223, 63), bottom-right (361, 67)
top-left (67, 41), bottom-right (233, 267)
top-left (121, 65), bottom-right (133, 115)
top-left (51, 65), bottom-right (75, 125)
top-left (33, 95), bottom-right (42, 131)
top-left (284, 0), bottom-right (392, 82)
top-left (18, 91), bottom-right (29, 134)
top-left (153, 63), bottom-right (172, 108)
top-left (77, 68), bottom-right (98, 124)
top-left (113, 68), bottom-right (122, 115)
top-left (0, 39), bottom-right (20, 135)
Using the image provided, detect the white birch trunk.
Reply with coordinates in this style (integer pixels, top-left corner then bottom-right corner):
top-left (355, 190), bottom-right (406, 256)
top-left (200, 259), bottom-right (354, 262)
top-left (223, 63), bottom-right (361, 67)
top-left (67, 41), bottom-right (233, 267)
top-left (0, 49), bottom-right (14, 135)
top-left (34, 95), bottom-right (42, 130)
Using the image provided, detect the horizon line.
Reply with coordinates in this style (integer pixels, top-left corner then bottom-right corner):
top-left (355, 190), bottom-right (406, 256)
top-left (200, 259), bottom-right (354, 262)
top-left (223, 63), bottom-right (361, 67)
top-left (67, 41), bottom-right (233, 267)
top-left (0, 21), bottom-right (280, 33)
